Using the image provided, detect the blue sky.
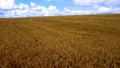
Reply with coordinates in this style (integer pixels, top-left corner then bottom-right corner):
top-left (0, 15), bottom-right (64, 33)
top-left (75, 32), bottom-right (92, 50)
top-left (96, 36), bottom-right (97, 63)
top-left (0, 0), bottom-right (120, 18)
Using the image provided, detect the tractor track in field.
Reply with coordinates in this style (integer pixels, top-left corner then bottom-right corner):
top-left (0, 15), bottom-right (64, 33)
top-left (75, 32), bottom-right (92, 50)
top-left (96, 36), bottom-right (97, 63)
top-left (7, 24), bottom-right (44, 46)
top-left (16, 28), bottom-right (44, 46)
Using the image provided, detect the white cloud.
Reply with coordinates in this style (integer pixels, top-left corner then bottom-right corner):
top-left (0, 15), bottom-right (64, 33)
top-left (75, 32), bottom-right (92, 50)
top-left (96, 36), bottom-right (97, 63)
top-left (0, 0), bottom-right (120, 18)
top-left (48, 5), bottom-right (58, 15)
top-left (30, 2), bottom-right (37, 7)
top-left (4, 3), bottom-right (59, 17)
top-left (98, 7), bottom-right (112, 13)
top-left (30, 5), bottom-right (58, 16)
top-left (73, 0), bottom-right (105, 6)
top-left (73, 0), bottom-right (120, 14)
top-left (64, 7), bottom-right (70, 11)
top-left (15, 3), bottom-right (30, 9)
top-left (3, 4), bottom-right (91, 18)
top-left (73, 0), bottom-right (120, 7)
top-left (112, 8), bottom-right (120, 13)
top-left (59, 7), bottom-right (90, 15)
top-left (105, 0), bottom-right (120, 6)
top-left (0, 0), bottom-right (15, 9)
top-left (0, 1), bottom-right (58, 17)
top-left (48, 5), bottom-right (57, 11)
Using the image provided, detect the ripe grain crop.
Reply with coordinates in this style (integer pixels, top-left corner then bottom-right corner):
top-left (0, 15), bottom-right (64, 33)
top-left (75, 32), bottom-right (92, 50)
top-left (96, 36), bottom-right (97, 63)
top-left (0, 14), bottom-right (120, 68)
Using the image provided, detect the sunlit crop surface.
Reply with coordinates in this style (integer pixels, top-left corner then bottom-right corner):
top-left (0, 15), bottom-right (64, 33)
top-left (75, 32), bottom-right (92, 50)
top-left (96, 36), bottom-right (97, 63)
top-left (0, 14), bottom-right (120, 68)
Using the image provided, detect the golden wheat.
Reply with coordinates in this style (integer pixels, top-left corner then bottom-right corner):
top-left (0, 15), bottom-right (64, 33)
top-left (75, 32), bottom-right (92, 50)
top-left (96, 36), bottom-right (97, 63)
top-left (0, 14), bottom-right (120, 68)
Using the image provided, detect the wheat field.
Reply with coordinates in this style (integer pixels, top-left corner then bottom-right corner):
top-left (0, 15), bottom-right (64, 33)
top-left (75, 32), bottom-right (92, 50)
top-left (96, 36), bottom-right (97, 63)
top-left (0, 14), bottom-right (120, 68)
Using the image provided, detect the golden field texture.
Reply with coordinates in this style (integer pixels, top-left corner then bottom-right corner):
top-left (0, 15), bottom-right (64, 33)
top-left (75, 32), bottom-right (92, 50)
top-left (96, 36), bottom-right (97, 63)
top-left (0, 14), bottom-right (120, 68)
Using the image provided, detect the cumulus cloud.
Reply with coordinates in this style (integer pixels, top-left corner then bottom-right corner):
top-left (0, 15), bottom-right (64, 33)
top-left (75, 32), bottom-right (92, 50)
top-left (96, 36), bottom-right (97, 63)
top-left (73, 0), bottom-right (105, 6)
top-left (47, 5), bottom-right (58, 15)
top-left (73, 0), bottom-right (120, 14)
top-left (98, 7), bottom-right (112, 13)
top-left (0, 0), bottom-right (120, 18)
top-left (0, 0), bottom-right (59, 17)
top-left (15, 3), bottom-right (30, 9)
top-left (59, 7), bottom-right (90, 15)
top-left (0, 0), bottom-right (90, 18)
top-left (0, 0), bottom-right (15, 9)
top-left (105, 0), bottom-right (120, 7)
top-left (3, 2), bottom-right (60, 17)
top-left (73, 0), bottom-right (120, 7)
top-left (30, 2), bottom-right (37, 7)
